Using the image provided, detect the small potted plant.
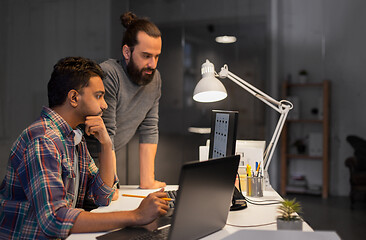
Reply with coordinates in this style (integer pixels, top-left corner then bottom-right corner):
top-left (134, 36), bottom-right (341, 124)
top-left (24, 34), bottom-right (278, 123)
top-left (277, 198), bottom-right (303, 230)
top-left (298, 70), bottom-right (308, 83)
top-left (292, 138), bottom-right (307, 154)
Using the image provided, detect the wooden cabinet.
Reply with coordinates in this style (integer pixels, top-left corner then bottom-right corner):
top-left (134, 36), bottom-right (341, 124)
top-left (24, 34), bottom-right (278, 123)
top-left (280, 80), bottom-right (330, 198)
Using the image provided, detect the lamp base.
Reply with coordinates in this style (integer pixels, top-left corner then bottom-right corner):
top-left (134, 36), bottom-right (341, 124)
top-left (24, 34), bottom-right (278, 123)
top-left (230, 187), bottom-right (247, 211)
top-left (230, 203), bottom-right (247, 211)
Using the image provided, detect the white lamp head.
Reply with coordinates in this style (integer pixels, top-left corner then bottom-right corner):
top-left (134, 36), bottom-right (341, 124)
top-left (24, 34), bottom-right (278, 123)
top-left (193, 60), bottom-right (227, 103)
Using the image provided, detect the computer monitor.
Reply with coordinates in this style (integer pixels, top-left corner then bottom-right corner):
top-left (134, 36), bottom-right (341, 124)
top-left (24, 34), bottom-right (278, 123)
top-left (208, 110), bottom-right (246, 211)
top-left (209, 110), bottom-right (239, 159)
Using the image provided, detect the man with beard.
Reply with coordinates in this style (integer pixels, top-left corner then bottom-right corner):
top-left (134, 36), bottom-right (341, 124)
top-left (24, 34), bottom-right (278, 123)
top-left (0, 57), bottom-right (169, 239)
top-left (93, 12), bottom-right (166, 189)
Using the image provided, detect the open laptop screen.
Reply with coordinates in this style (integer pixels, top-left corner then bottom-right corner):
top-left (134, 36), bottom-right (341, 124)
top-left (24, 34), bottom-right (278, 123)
top-left (96, 155), bottom-right (240, 240)
top-left (168, 155), bottom-right (240, 240)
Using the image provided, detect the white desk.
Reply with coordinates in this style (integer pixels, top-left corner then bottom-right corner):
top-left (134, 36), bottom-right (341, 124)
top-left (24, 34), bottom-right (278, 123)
top-left (67, 185), bottom-right (318, 240)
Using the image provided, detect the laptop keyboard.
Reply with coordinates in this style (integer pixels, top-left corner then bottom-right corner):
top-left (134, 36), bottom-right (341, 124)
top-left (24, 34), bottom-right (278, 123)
top-left (165, 190), bottom-right (178, 208)
top-left (130, 226), bottom-right (170, 240)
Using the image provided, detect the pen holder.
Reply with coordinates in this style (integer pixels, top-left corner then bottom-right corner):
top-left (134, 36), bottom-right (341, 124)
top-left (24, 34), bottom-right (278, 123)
top-left (246, 176), bottom-right (263, 197)
top-left (235, 174), bottom-right (247, 192)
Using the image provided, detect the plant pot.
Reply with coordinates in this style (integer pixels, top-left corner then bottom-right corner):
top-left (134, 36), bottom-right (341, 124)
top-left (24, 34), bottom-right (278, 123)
top-left (296, 144), bottom-right (306, 154)
top-left (298, 75), bottom-right (308, 83)
top-left (277, 218), bottom-right (303, 230)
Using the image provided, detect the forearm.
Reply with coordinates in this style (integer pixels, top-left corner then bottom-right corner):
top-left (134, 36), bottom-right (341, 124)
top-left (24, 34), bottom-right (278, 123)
top-left (98, 141), bottom-right (116, 188)
top-left (139, 143), bottom-right (157, 186)
top-left (70, 210), bottom-right (136, 233)
top-left (70, 190), bottom-right (169, 233)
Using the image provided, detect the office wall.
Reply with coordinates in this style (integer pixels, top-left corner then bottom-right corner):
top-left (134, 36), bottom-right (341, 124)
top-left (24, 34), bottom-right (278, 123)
top-left (278, 0), bottom-right (366, 196)
top-left (1, 0), bottom-right (365, 195)
top-left (0, 0), bottom-right (270, 185)
top-left (0, 0), bottom-right (127, 180)
top-left (128, 0), bottom-right (271, 185)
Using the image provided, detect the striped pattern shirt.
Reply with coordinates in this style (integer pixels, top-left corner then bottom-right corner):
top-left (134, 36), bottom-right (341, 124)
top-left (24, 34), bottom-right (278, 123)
top-left (0, 107), bottom-right (116, 239)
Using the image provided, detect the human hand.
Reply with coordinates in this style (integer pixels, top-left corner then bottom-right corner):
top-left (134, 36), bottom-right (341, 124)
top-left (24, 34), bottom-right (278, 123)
top-left (133, 189), bottom-right (169, 225)
top-left (84, 116), bottom-right (111, 145)
top-left (139, 180), bottom-right (167, 189)
top-left (112, 189), bottom-right (119, 201)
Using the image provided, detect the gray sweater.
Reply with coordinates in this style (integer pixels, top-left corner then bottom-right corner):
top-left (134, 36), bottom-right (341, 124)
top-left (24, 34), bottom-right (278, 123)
top-left (100, 59), bottom-right (161, 151)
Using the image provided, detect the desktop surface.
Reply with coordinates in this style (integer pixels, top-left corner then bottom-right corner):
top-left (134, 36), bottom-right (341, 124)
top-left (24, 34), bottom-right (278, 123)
top-left (67, 185), bottom-right (315, 240)
top-left (95, 156), bottom-right (240, 240)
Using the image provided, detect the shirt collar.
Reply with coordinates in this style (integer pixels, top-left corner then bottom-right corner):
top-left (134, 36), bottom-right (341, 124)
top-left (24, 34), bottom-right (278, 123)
top-left (41, 106), bottom-right (74, 142)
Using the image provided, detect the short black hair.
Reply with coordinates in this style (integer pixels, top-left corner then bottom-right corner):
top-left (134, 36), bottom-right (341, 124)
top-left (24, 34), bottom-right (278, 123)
top-left (47, 56), bottom-right (105, 108)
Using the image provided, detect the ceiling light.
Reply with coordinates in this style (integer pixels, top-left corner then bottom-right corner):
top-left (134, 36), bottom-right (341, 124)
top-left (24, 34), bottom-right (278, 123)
top-left (215, 35), bottom-right (237, 44)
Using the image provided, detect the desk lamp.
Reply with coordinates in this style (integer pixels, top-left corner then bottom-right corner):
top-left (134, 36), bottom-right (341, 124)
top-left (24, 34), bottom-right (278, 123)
top-left (193, 60), bottom-right (293, 188)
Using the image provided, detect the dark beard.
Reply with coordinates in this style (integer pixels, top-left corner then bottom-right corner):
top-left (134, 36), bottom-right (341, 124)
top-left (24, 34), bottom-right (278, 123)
top-left (126, 57), bottom-right (156, 86)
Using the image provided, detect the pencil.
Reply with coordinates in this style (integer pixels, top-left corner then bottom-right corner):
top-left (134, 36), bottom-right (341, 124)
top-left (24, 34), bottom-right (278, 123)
top-left (122, 194), bottom-right (173, 201)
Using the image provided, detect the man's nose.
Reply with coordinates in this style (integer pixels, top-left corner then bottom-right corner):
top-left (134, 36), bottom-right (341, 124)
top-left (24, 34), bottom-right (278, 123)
top-left (148, 57), bottom-right (158, 69)
top-left (101, 98), bottom-right (108, 110)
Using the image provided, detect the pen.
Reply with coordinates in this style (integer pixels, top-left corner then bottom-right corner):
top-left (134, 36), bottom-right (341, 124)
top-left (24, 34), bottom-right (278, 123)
top-left (122, 194), bottom-right (174, 202)
top-left (256, 162), bottom-right (261, 177)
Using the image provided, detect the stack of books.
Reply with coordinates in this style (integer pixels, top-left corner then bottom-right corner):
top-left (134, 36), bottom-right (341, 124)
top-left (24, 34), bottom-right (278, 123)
top-left (286, 174), bottom-right (308, 193)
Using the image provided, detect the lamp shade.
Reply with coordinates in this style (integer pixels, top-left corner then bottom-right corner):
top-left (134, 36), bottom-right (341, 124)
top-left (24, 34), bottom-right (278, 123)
top-left (193, 60), bottom-right (227, 103)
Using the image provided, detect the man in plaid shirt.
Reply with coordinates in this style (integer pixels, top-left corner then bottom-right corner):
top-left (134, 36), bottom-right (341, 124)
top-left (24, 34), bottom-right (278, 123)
top-left (0, 57), bottom-right (169, 239)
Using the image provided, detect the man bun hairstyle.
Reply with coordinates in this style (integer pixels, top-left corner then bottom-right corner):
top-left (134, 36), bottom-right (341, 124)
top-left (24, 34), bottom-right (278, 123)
top-left (120, 11), bottom-right (137, 28)
top-left (48, 56), bottom-right (105, 108)
top-left (120, 11), bottom-right (161, 50)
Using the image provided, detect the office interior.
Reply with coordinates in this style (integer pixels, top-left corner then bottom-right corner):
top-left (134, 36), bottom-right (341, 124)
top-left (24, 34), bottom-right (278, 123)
top-left (0, 0), bottom-right (365, 239)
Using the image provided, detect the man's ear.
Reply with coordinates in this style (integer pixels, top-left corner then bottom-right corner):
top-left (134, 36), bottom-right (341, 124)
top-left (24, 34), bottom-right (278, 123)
top-left (122, 45), bottom-right (131, 62)
top-left (68, 90), bottom-right (79, 108)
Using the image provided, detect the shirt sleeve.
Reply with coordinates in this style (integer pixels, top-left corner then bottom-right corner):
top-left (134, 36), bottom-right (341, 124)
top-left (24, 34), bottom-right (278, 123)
top-left (138, 71), bottom-right (161, 144)
top-left (18, 137), bottom-right (83, 239)
top-left (84, 150), bottom-right (118, 206)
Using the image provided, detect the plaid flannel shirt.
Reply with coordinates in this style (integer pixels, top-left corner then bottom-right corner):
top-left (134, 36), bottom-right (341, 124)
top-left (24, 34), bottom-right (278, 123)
top-left (0, 107), bottom-right (116, 239)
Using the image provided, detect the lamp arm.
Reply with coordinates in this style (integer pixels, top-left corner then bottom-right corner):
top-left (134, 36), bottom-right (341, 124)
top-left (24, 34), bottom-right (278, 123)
top-left (220, 65), bottom-right (282, 113)
top-left (263, 108), bottom-right (290, 171)
top-left (218, 64), bottom-right (293, 173)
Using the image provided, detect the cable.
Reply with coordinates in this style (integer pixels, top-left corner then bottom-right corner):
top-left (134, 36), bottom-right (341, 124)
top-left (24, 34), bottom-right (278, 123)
top-left (236, 173), bottom-right (281, 205)
top-left (246, 197), bottom-right (279, 202)
top-left (237, 172), bottom-right (243, 192)
top-left (245, 197), bottom-right (281, 205)
top-left (226, 221), bottom-right (277, 228)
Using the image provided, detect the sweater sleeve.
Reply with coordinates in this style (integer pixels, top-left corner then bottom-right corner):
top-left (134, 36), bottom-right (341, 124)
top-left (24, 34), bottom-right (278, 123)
top-left (100, 60), bottom-right (120, 147)
top-left (138, 71), bottom-right (161, 144)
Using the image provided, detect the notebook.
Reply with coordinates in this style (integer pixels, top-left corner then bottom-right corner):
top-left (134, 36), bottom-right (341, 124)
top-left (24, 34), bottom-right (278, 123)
top-left (97, 155), bottom-right (240, 240)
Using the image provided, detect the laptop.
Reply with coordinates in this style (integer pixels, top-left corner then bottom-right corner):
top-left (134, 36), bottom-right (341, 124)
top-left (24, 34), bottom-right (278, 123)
top-left (97, 155), bottom-right (240, 240)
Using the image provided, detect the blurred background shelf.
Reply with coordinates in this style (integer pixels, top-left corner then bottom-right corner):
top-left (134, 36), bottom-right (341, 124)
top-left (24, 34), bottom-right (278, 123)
top-left (280, 80), bottom-right (330, 198)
